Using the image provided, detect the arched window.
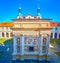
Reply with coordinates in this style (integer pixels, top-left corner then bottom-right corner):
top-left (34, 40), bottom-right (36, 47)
top-left (10, 33), bottom-right (13, 37)
top-left (2, 32), bottom-right (4, 37)
top-left (6, 32), bottom-right (9, 37)
top-left (55, 33), bottom-right (57, 39)
top-left (59, 33), bottom-right (60, 39)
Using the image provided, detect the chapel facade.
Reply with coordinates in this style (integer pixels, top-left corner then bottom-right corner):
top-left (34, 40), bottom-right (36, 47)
top-left (11, 6), bottom-right (53, 61)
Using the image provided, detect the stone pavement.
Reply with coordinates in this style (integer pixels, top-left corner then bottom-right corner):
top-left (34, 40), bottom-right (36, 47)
top-left (50, 44), bottom-right (60, 63)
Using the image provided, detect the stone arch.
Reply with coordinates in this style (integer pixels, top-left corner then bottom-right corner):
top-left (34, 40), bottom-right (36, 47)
top-left (10, 32), bottom-right (13, 37)
top-left (55, 33), bottom-right (57, 39)
top-left (6, 32), bottom-right (9, 37)
top-left (51, 33), bottom-right (53, 38)
top-left (59, 33), bottom-right (60, 39)
top-left (2, 32), bottom-right (4, 37)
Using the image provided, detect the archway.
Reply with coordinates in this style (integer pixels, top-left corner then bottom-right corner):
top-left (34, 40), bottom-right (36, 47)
top-left (2, 32), bottom-right (4, 37)
top-left (10, 33), bottom-right (13, 37)
top-left (59, 33), bottom-right (60, 39)
top-left (55, 33), bottom-right (57, 39)
top-left (6, 32), bottom-right (9, 37)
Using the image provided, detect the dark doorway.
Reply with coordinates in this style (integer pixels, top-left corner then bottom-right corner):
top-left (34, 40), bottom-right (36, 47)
top-left (55, 33), bottom-right (57, 39)
top-left (59, 33), bottom-right (60, 39)
top-left (6, 32), bottom-right (9, 37)
top-left (2, 32), bottom-right (4, 37)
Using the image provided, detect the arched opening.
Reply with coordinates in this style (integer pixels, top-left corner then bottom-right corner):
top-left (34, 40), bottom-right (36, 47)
top-left (6, 32), bottom-right (9, 37)
top-left (43, 37), bottom-right (46, 45)
top-left (2, 32), bottom-right (4, 37)
top-left (51, 33), bottom-right (53, 38)
top-left (59, 33), bottom-right (60, 39)
top-left (10, 33), bottom-right (13, 37)
top-left (55, 33), bottom-right (57, 39)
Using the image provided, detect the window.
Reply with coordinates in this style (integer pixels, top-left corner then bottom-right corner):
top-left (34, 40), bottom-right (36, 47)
top-left (29, 47), bottom-right (34, 52)
top-left (59, 33), bottom-right (60, 39)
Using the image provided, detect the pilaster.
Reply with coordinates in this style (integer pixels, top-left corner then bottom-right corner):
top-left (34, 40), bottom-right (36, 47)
top-left (0, 32), bottom-right (2, 38)
top-left (9, 32), bottom-right (11, 38)
top-left (52, 33), bottom-right (55, 39)
top-left (47, 35), bottom-right (50, 55)
top-left (46, 35), bottom-right (51, 61)
top-left (20, 35), bottom-right (25, 55)
top-left (12, 36), bottom-right (17, 55)
top-left (57, 33), bottom-right (59, 39)
top-left (39, 36), bottom-right (43, 61)
top-left (4, 32), bottom-right (6, 38)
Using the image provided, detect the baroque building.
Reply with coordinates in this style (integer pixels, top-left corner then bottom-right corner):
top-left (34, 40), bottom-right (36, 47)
top-left (11, 6), bottom-right (53, 61)
top-left (0, 5), bottom-right (60, 61)
top-left (51, 22), bottom-right (60, 39)
top-left (0, 22), bottom-right (13, 38)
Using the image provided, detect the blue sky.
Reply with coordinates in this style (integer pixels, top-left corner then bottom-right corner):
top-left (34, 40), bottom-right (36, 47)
top-left (0, 0), bottom-right (60, 22)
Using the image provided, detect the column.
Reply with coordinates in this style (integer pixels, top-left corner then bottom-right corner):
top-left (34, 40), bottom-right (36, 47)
top-left (0, 32), bottom-right (2, 38)
top-left (20, 35), bottom-right (25, 55)
top-left (46, 35), bottom-right (51, 61)
top-left (39, 36), bottom-right (43, 61)
top-left (40, 36), bottom-right (43, 55)
top-left (0, 27), bottom-right (2, 38)
top-left (4, 32), bottom-right (6, 38)
top-left (12, 36), bottom-right (17, 55)
top-left (4, 27), bottom-right (6, 38)
top-left (20, 35), bottom-right (25, 60)
top-left (9, 32), bottom-right (11, 38)
top-left (47, 35), bottom-right (50, 55)
top-left (52, 33), bottom-right (55, 39)
top-left (57, 33), bottom-right (59, 39)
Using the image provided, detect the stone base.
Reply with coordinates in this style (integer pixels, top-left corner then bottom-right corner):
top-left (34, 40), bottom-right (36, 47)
top-left (12, 55), bottom-right (17, 61)
top-left (20, 59), bottom-right (24, 61)
top-left (12, 53), bottom-right (20, 61)
top-left (46, 56), bottom-right (51, 61)
top-left (12, 54), bottom-right (51, 61)
top-left (38, 55), bottom-right (51, 61)
top-left (38, 56), bottom-right (43, 61)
